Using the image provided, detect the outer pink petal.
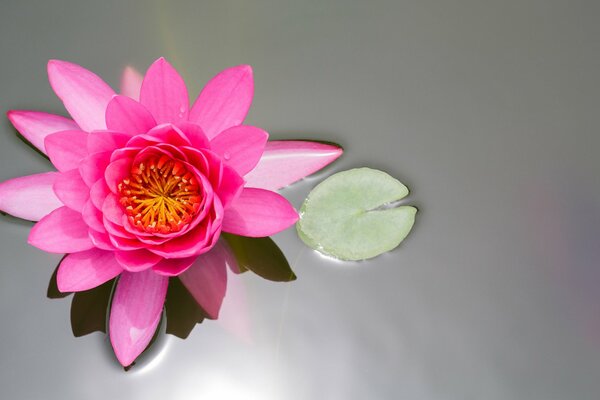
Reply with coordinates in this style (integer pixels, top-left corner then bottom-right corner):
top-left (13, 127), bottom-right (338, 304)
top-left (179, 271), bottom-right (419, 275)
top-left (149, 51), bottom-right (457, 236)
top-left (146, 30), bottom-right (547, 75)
top-left (120, 66), bottom-right (143, 100)
top-left (45, 130), bottom-right (89, 172)
top-left (179, 241), bottom-right (228, 318)
top-left (139, 58), bottom-right (189, 124)
top-left (152, 256), bottom-right (197, 276)
top-left (7, 111), bottom-right (78, 154)
top-left (87, 131), bottom-right (131, 154)
top-left (109, 270), bottom-right (168, 367)
top-left (47, 60), bottom-right (115, 132)
top-left (53, 169), bottom-right (89, 212)
top-left (57, 249), bottom-right (122, 292)
top-left (244, 140), bottom-right (343, 190)
top-left (115, 249), bottom-right (162, 272)
top-left (0, 172), bottom-right (62, 221)
top-left (28, 206), bottom-right (95, 253)
top-left (189, 65), bottom-right (253, 139)
top-left (210, 125), bottom-right (268, 176)
top-left (222, 188), bottom-right (298, 237)
top-left (106, 95), bottom-right (156, 136)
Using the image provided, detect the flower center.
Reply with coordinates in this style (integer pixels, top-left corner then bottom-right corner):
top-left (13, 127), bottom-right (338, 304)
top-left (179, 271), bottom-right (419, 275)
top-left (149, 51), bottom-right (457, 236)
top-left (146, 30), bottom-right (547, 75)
top-left (118, 155), bottom-right (202, 234)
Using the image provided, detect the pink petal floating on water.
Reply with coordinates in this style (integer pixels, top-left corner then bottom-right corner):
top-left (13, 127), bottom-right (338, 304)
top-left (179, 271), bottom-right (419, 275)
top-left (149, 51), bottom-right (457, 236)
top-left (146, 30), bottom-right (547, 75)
top-left (245, 140), bottom-right (343, 190)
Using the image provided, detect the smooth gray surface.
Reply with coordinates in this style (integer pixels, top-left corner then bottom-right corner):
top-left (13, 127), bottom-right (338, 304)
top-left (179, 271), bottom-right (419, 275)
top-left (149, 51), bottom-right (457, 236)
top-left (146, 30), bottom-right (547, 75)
top-left (1, 0), bottom-right (599, 398)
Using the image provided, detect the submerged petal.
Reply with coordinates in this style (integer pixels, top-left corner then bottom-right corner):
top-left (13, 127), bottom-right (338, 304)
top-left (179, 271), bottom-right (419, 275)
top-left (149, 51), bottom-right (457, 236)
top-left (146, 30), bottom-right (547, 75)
top-left (222, 188), bottom-right (298, 237)
top-left (28, 206), bottom-right (95, 253)
top-left (179, 241), bottom-right (229, 318)
top-left (7, 111), bottom-right (78, 154)
top-left (139, 58), bottom-right (189, 124)
top-left (189, 65), bottom-right (253, 139)
top-left (57, 248), bottom-right (122, 292)
top-left (0, 172), bottom-right (62, 221)
top-left (47, 60), bottom-right (115, 131)
top-left (244, 140), bottom-right (343, 190)
top-left (120, 66), bottom-right (143, 101)
top-left (109, 270), bottom-right (168, 367)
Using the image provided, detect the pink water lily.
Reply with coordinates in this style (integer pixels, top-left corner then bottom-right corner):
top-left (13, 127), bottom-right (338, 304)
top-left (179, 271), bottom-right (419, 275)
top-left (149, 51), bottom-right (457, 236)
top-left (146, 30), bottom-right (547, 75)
top-left (0, 58), bottom-right (342, 366)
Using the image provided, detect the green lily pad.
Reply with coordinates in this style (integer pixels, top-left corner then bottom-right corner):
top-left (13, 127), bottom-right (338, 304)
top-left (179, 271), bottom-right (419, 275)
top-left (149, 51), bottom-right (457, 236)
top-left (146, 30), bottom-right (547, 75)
top-left (296, 167), bottom-right (417, 261)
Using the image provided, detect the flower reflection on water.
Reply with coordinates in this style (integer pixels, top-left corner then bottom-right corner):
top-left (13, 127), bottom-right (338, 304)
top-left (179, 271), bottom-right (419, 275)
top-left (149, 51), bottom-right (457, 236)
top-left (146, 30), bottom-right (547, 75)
top-left (47, 235), bottom-right (295, 370)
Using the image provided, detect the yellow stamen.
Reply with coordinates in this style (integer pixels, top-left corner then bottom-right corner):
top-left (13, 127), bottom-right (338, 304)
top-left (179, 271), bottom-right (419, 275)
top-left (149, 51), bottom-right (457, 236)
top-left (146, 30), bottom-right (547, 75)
top-left (118, 156), bottom-right (202, 234)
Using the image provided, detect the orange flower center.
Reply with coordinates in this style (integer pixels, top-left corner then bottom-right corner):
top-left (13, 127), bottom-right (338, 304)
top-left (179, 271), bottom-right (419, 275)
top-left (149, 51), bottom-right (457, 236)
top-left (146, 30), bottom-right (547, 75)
top-left (118, 155), bottom-right (202, 234)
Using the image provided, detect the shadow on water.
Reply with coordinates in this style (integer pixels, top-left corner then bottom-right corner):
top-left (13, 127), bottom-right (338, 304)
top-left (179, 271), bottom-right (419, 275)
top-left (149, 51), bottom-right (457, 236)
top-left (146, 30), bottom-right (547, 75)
top-left (46, 235), bottom-right (295, 370)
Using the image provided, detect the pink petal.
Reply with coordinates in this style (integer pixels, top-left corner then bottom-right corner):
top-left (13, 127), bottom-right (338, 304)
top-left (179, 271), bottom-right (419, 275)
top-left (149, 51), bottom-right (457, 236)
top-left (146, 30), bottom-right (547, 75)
top-left (57, 248), bottom-right (122, 292)
top-left (109, 270), bottom-right (168, 367)
top-left (244, 141), bottom-right (343, 190)
top-left (90, 179), bottom-right (110, 209)
top-left (88, 229), bottom-right (115, 250)
top-left (176, 121), bottom-right (210, 150)
top-left (152, 256), bottom-right (197, 276)
top-left (148, 203), bottom-right (222, 259)
top-left (120, 66), bottom-right (143, 100)
top-left (210, 125), bottom-right (268, 176)
top-left (0, 172), bottom-right (62, 221)
top-left (102, 193), bottom-right (126, 226)
top-left (115, 249), bottom-right (162, 272)
top-left (216, 163), bottom-right (245, 209)
top-left (81, 199), bottom-right (105, 232)
top-left (45, 130), bottom-right (89, 172)
top-left (28, 206), bottom-right (95, 253)
top-left (80, 152), bottom-right (111, 187)
top-left (104, 158), bottom-right (132, 193)
top-left (106, 95), bottom-right (156, 136)
top-left (179, 241), bottom-right (229, 318)
top-left (47, 60), bottom-right (115, 132)
top-left (7, 110), bottom-right (78, 154)
top-left (139, 58), bottom-right (189, 124)
top-left (87, 131), bottom-right (131, 153)
top-left (222, 188), bottom-right (298, 237)
top-left (53, 169), bottom-right (89, 212)
top-left (189, 65), bottom-right (253, 139)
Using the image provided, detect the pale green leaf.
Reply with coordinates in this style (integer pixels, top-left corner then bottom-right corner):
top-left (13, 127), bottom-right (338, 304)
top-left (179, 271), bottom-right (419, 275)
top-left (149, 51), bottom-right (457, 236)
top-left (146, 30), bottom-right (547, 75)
top-left (297, 167), bottom-right (417, 260)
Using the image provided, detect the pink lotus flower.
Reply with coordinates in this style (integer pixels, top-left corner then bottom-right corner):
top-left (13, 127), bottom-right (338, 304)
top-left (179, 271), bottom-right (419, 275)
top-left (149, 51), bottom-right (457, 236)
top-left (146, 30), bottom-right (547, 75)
top-left (0, 58), bottom-right (342, 366)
